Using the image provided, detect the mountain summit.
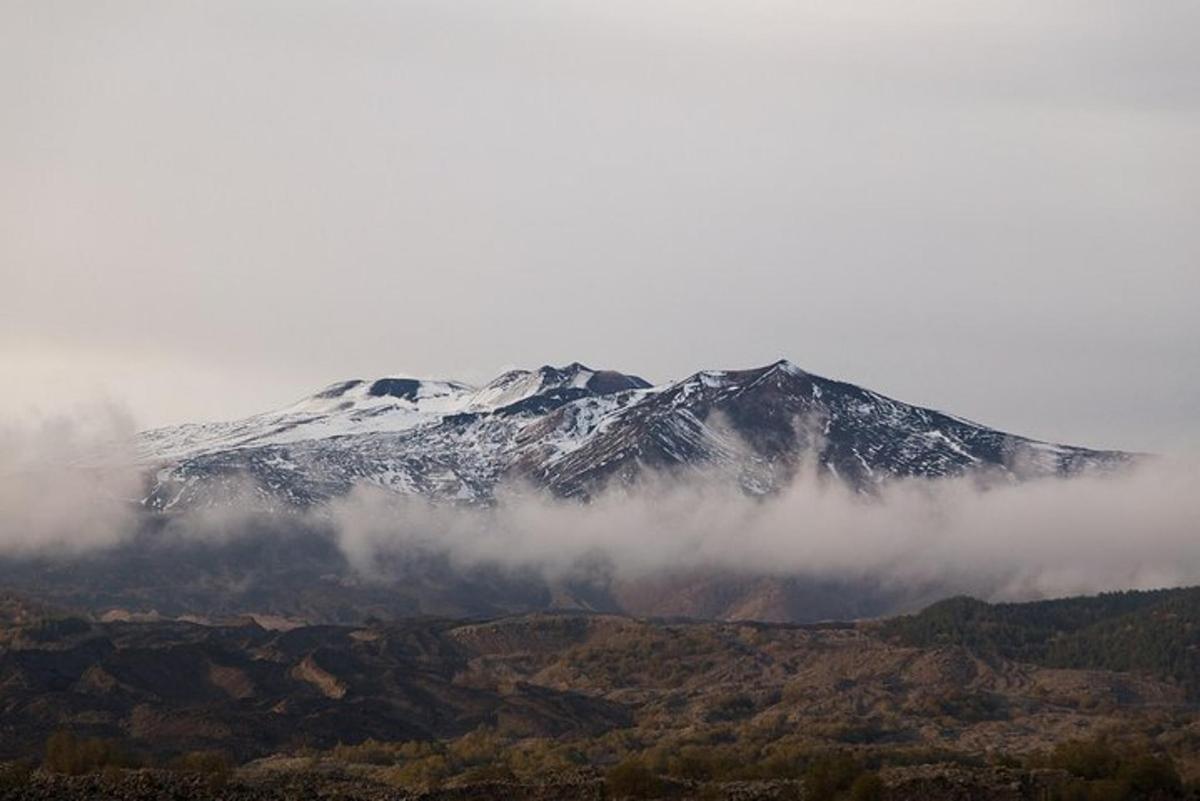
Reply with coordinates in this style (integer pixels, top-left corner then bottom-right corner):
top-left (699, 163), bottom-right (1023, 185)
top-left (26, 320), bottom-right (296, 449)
top-left (136, 360), bottom-right (1129, 511)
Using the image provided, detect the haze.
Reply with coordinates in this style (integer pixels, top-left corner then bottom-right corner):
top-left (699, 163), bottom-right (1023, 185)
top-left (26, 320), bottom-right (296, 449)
top-left (3, 1), bottom-right (1198, 453)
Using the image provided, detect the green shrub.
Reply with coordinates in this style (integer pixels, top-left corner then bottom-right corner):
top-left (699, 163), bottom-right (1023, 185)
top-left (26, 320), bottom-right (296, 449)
top-left (1048, 739), bottom-right (1121, 781)
top-left (705, 693), bottom-right (757, 723)
top-left (1087, 779), bottom-right (1131, 801)
top-left (803, 752), bottom-right (862, 801)
top-left (29, 616), bottom-right (91, 642)
top-left (0, 761), bottom-right (33, 789)
top-left (1042, 739), bottom-right (1186, 801)
top-left (447, 726), bottom-right (506, 767)
top-left (168, 749), bottom-right (232, 777)
top-left (849, 767), bottom-right (888, 801)
top-left (43, 731), bottom-right (135, 775)
top-left (606, 757), bottom-right (665, 799)
top-left (330, 738), bottom-right (397, 765)
top-left (457, 762), bottom-right (516, 784)
top-left (382, 754), bottom-right (450, 790)
top-left (848, 772), bottom-right (884, 801)
top-left (1120, 754), bottom-right (1182, 797)
top-left (663, 746), bottom-right (742, 782)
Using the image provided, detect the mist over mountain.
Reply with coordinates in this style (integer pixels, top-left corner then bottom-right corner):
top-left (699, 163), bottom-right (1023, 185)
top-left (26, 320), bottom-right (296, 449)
top-left (6, 3), bottom-right (1198, 795)
top-left (3, 359), bottom-right (1193, 627)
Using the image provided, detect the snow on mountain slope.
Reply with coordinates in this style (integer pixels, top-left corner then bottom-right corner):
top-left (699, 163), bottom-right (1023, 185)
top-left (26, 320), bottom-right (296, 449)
top-left (135, 360), bottom-right (1131, 511)
top-left (136, 364), bottom-right (653, 467)
top-left (465, 363), bottom-right (651, 411)
top-left (136, 376), bottom-right (474, 463)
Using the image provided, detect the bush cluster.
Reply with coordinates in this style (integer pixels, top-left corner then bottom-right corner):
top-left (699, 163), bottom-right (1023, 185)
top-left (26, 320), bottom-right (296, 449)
top-left (0, 761), bottom-right (33, 790)
top-left (43, 731), bottom-right (138, 775)
top-left (1037, 738), bottom-right (1186, 801)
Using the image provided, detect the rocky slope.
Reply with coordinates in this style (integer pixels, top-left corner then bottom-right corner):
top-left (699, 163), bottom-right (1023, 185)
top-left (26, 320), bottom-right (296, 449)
top-left (1, 591), bottom-right (1193, 764)
top-left (136, 360), bottom-right (1129, 511)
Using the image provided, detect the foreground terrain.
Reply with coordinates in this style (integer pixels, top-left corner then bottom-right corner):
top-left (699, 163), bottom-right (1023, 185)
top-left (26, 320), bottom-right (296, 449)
top-left (3, 587), bottom-right (1200, 798)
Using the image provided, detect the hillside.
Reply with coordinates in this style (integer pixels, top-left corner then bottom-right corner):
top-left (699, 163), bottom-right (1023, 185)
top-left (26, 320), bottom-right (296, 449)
top-left (879, 586), bottom-right (1200, 697)
top-left (2, 588), bottom-right (1200, 800)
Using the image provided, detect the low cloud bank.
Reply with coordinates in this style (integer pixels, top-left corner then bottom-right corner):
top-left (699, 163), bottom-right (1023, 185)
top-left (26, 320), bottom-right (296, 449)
top-left (1, 405), bottom-right (1198, 606)
top-left (0, 404), bottom-right (140, 554)
top-left (328, 459), bottom-right (1200, 603)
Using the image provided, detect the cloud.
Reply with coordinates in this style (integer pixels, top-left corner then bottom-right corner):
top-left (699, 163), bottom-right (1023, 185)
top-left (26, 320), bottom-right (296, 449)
top-left (326, 457), bottom-right (1200, 604)
top-left (1, 400), bottom-right (1196, 611)
top-left (0, 403), bottom-right (141, 554)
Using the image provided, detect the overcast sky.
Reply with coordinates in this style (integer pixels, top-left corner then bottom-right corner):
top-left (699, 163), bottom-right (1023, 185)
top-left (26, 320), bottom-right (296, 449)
top-left (3, 1), bottom-right (1197, 452)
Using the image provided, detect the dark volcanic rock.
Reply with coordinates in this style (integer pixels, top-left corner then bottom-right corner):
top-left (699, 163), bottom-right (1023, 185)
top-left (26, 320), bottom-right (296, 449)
top-left (0, 615), bottom-right (631, 763)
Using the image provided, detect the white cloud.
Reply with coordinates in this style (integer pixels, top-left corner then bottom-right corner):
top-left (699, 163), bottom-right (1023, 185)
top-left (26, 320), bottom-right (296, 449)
top-left (327, 458), bottom-right (1200, 603)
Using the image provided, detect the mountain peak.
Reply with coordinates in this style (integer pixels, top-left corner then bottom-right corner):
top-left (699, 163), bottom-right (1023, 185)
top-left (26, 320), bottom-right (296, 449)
top-left (768, 359), bottom-right (807, 377)
top-left (540, 361), bottom-right (591, 374)
top-left (680, 360), bottom-right (807, 390)
top-left (137, 357), bottom-right (1131, 511)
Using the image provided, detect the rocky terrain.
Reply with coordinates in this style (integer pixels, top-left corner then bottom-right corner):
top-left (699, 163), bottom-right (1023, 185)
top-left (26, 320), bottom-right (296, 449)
top-left (0, 764), bottom-right (1089, 801)
top-left (2, 589), bottom-right (1199, 799)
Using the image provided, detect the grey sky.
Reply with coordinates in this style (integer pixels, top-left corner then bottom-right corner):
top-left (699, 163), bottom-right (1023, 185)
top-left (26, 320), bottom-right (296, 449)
top-left (3, 1), bottom-right (1197, 452)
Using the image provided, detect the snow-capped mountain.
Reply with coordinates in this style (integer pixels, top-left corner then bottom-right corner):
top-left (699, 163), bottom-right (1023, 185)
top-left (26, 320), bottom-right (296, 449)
top-left (136, 360), bottom-right (1129, 511)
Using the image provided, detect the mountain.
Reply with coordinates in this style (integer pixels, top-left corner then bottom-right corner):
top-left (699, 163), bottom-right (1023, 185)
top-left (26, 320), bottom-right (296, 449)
top-left (0, 359), bottom-right (1134, 627)
top-left (135, 359), bottom-right (1130, 511)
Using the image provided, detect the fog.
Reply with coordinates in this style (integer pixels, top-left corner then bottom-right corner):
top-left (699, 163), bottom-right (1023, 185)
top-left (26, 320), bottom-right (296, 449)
top-left (2, 397), bottom-right (1198, 609)
top-left (0, 404), bottom-right (139, 554)
top-left (327, 459), bottom-right (1200, 604)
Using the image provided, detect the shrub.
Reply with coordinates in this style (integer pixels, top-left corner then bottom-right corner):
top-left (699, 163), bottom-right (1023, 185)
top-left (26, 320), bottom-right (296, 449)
top-left (752, 743), bottom-right (810, 780)
top-left (663, 746), bottom-right (740, 782)
top-left (803, 752), bottom-right (862, 801)
top-left (383, 754), bottom-right (450, 790)
top-left (1042, 738), bottom-right (1186, 801)
top-left (606, 757), bottom-right (665, 799)
top-left (447, 726), bottom-right (506, 767)
top-left (1048, 739), bottom-right (1121, 781)
top-left (44, 731), bottom-right (135, 775)
top-left (168, 750), bottom-right (231, 776)
top-left (0, 761), bottom-right (33, 789)
top-left (29, 616), bottom-right (91, 642)
top-left (705, 693), bottom-right (757, 723)
top-left (848, 772), bottom-right (884, 801)
top-left (507, 738), bottom-right (585, 778)
top-left (331, 738), bottom-right (397, 765)
top-left (457, 762), bottom-right (516, 784)
top-left (1120, 754), bottom-right (1182, 797)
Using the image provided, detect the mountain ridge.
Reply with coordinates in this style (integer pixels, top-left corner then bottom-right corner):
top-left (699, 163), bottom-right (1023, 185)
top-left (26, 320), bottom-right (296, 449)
top-left (135, 359), bottom-right (1131, 512)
